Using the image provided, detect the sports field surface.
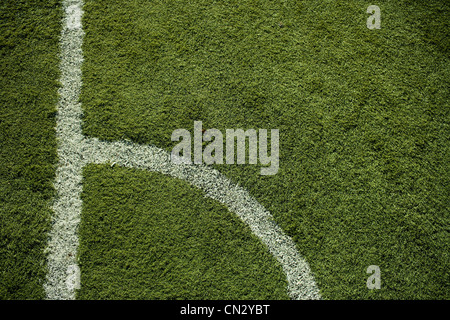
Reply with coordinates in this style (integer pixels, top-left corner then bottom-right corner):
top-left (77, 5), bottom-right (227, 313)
top-left (1, 0), bottom-right (448, 300)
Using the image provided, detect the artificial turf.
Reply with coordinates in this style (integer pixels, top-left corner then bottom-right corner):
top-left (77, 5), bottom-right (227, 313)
top-left (0, 0), bottom-right (448, 300)
top-left (0, 0), bottom-right (61, 299)
top-left (80, 0), bottom-right (449, 299)
top-left (77, 164), bottom-right (289, 299)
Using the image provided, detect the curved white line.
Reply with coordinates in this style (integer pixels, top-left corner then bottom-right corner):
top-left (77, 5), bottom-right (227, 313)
top-left (44, 0), bottom-right (321, 300)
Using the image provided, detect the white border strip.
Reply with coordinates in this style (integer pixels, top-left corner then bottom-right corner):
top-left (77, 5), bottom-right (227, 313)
top-left (44, 0), bottom-right (321, 300)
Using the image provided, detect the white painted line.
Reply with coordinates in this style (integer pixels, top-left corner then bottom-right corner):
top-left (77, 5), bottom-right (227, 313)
top-left (45, 0), bottom-right (321, 300)
top-left (44, 0), bottom-right (86, 300)
top-left (66, 4), bottom-right (83, 30)
top-left (66, 264), bottom-right (81, 291)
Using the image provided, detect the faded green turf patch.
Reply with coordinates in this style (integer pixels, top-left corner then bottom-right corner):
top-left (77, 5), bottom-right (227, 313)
top-left (77, 164), bottom-right (289, 299)
top-left (81, 0), bottom-right (449, 299)
top-left (0, 0), bottom-right (61, 299)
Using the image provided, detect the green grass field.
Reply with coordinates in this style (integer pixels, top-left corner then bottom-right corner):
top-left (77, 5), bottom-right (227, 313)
top-left (77, 164), bottom-right (288, 299)
top-left (0, 0), bottom-right (61, 299)
top-left (1, 0), bottom-right (449, 299)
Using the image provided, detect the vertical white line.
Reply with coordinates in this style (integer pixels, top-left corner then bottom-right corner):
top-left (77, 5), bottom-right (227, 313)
top-left (44, 0), bottom-right (85, 300)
